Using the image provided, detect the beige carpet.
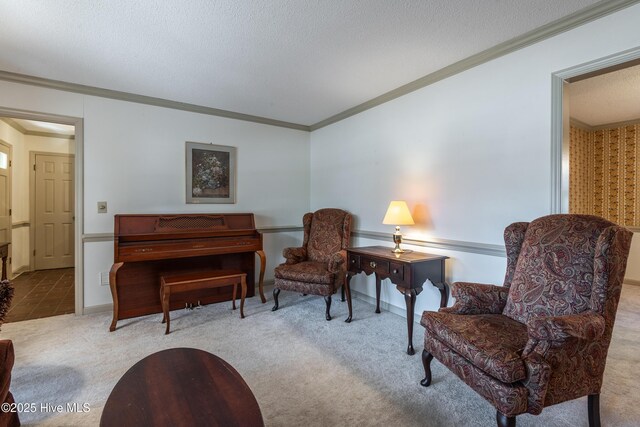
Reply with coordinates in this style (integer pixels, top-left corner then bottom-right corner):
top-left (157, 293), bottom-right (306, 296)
top-left (2, 285), bottom-right (640, 426)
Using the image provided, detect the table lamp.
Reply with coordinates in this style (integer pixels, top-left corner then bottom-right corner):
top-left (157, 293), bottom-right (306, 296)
top-left (382, 201), bottom-right (414, 253)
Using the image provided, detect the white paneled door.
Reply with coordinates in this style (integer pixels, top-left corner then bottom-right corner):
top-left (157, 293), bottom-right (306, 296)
top-left (34, 154), bottom-right (74, 270)
top-left (0, 143), bottom-right (11, 246)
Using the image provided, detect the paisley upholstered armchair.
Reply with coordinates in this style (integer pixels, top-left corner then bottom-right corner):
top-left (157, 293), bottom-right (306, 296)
top-left (420, 214), bottom-right (632, 427)
top-left (272, 208), bottom-right (352, 320)
top-left (0, 279), bottom-right (19, 427)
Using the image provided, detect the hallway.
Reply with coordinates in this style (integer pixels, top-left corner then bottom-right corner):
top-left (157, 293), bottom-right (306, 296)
top-left (5, 268), bottom-right (74, 323)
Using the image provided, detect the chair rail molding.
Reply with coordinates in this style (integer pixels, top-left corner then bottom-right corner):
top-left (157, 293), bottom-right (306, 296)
top-left (82, 226), bottom-right (305, 243)
top-left (353, 230), bottom-right (505, 257)
top-left (83, 227), bottom-right (505, 257)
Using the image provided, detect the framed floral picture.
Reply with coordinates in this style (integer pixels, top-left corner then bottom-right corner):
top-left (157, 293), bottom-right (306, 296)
top-left (186, 142), bottom-right (236, 203)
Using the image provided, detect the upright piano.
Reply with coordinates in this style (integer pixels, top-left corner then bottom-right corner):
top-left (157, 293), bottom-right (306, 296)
top-left (109, 213), bottom-right (266, 331)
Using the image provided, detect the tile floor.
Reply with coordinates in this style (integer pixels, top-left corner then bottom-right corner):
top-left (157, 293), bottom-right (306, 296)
top-left (5, 268), bottom-right (74, 323)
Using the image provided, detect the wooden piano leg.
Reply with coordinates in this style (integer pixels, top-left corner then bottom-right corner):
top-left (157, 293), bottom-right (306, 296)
top-left (109, 262), bottom-right (124, 332)
top-left (256, 250), bottom-right (267, 303)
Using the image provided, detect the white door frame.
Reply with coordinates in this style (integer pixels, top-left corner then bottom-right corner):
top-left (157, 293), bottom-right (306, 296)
top-left (0, 107), bottom-right (84, 315)
top-left (0, 140), bottom-right (12, 273)
top-left (550, 46), bottom-right (640, 214)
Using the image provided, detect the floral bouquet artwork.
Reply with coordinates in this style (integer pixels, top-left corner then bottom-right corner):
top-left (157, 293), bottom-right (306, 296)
top-left (186, 142), bottom-right (236, 203)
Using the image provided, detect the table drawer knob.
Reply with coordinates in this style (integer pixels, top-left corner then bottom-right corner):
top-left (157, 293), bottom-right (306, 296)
top-left (393, 269), bottom-right (399, 274)
top-left (370, 261), bottom-right (377, 268)
top-left (351, 259), bottom-right (356, 264)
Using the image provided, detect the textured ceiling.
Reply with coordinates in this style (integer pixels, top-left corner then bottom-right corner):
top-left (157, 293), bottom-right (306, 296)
top-left (568, 63), bottom-right (640, 126)
top-left (0, 0), bottom-right (605, 126)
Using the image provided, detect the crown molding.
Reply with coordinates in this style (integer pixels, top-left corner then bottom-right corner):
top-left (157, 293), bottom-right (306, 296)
top-left (310, 0), bottom-right (640, 131)
top-left (1, 117), bottom-right (75, 139)
top-left (590, 117), bottom-right (640, 131)
top-left (0, 70), bottom-right (310, 132)
top-left (570, 118), bottom-right (594, 131)
top-left (571, 117), bottom-right (640, 131)
top-left (1, 117), bottom-right (26, 133)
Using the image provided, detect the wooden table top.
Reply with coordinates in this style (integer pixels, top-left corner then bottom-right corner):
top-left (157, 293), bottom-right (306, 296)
top-left (100, 348), bottom-right (264, 427)
top-left (347, 245), bottom-right (448, 263)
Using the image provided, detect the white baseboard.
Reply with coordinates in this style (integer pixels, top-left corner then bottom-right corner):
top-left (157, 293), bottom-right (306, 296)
top-left (10, 265), bottom-right (30, 278)
top-left (82, 303), bottom-right (112, 315)
top-left (350, 289), bottom-right (422, 324)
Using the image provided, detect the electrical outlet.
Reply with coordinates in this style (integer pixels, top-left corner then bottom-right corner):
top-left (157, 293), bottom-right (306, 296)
top-left (100, 272), bottom-right (110, 286)
top-left (97, 201), bottom-right (108, 213)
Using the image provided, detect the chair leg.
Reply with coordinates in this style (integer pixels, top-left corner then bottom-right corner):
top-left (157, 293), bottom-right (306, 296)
top-left (341, 285), bottom-right (345, 301)
top-left (496, 412), bottom-right (516, 427)
top-left (420, 350), bottom-right (434, 387)
top-left (272, 288), bottom-right (280, 311)
top-left (324, 295), bottom-right (332, 321)
top-left (588, 394), bottom-right (601, 427)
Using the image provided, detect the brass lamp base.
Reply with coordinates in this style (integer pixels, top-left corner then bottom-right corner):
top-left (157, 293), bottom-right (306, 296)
top-left (391, 226), bottom-right (412, 254)
top-left (391, 244), bottom-right (405, 254)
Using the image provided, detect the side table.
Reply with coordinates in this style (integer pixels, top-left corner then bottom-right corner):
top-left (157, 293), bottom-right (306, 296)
top-left (344, 246), bottom-right (449, 355)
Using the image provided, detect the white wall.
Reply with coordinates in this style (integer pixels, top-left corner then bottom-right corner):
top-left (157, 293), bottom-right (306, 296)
top-left (625, 232), bottom-right (640, 283)
top-left (0, 83), bottom-right (310, 309)
top-left (310, 4), bottom-right (640, 317)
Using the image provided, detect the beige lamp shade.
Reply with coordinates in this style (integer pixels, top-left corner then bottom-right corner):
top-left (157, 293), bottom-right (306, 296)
top-left (382, 201), bottom-right (415, 225)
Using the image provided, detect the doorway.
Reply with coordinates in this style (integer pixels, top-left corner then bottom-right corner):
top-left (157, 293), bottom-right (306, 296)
top-left (0, 114), bottom-right (81, 322)
top-left (565, 63), bottom-right (640, 227)
top-left (551, 47), bottom-right (640, 286)
top-left (551, 47), bottom-right (640, 213)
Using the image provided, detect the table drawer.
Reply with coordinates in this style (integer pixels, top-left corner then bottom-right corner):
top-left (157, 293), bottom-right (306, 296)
top-left (361, 256), bottom-right (389, 275)
top-left (389, 262), bottom-right (404, 281)
top-left (348, 254), bottom-right (360, 271)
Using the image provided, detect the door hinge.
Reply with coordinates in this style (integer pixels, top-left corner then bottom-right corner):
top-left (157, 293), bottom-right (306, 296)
top-left (8, 257), bottom-right (10, 264)
top-left (8, 209), bottom-right (11, 216)
top-left (8, 160), bottom-right (11, 167)
top-left (33, 249), bottom-right (36, 256)
top-left (33, 164), bottom-right (36, 171)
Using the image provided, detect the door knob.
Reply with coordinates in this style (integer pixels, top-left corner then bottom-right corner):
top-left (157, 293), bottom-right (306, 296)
top-left (370, 261), bottom-right (376, 268)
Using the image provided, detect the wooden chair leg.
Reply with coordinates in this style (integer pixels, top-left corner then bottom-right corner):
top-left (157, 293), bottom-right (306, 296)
top-left (588, 394), bottom-right (601, 427)
top-left (420, 350), bottom-right (434, 387)
top-left (496, 411), bottom-right (516, 427)
top-left (324, 295), bottom-right (332, 321)
top-left (341, 285), bottom-right (345, 301)
top-left (272, 288), bottom-right (280, 311)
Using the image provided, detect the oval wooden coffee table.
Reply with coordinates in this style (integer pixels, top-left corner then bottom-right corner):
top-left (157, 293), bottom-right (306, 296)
top-left (100, 348), bottom-right (264, 427)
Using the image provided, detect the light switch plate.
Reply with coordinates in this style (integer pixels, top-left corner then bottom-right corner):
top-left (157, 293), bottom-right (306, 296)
top-left (100, 272), bottom-right (110, 286)
top-left (97, 201), bottom-right (107, 213)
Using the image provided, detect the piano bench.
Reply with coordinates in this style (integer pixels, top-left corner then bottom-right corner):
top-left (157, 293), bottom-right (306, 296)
top-left (160, 270), bottom-right (247, 335)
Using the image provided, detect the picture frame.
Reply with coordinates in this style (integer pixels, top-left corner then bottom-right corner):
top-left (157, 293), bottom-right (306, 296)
top-left (186, 142), bottom-right (236, 204)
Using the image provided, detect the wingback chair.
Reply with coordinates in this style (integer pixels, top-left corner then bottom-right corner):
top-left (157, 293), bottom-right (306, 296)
top-left (272, 208), bottom-right (352, 320)
top-left (420, 214), bottom-right (632, 427)
top-left (0, 279), bottom-right (19, 427)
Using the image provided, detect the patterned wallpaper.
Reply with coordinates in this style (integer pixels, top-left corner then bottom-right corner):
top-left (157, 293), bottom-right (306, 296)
top-left (569, 122), bottom-right (639, 228)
